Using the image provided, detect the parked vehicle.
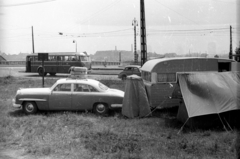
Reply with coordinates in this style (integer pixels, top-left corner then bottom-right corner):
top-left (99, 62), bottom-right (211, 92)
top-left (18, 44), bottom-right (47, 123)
top-left (141, 57), bottom-right (240, 108)
top-left (118, 65), bottom-right (141, 80)
top-left (26, 52), bottom-right (92, 76)
top-left (12, 78), bottom-right (124, 115)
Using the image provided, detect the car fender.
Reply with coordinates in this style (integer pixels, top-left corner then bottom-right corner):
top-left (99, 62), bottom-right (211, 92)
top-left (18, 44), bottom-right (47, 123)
top-left (20, 98), bottom-right (49, 110)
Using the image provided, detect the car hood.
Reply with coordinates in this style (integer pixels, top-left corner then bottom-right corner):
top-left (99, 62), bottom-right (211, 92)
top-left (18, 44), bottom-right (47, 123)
top-left (107, 89), bottom-right (124, 97)
top-left (19, 88), bottom-right (51, 95)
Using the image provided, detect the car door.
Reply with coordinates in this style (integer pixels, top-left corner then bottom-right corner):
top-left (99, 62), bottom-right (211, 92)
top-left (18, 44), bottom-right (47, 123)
top-left (49, 83), bottom-right (72, 110)
top-left (72, 84), bottom-right (101, 110)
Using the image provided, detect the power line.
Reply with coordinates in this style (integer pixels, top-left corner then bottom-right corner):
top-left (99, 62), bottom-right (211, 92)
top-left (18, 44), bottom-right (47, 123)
top-left (211, 0), bottom-right (238, 4)
top-left (79, 0), bottom-right (122, 25)
top-left (0, 0), bottom-right (56, 7)
top-left (148, 27), bottom-right (229, 32)
top-left (154, 0), bottom-right (199, 25)
top-left (58, 28), bottom-right (133, 37)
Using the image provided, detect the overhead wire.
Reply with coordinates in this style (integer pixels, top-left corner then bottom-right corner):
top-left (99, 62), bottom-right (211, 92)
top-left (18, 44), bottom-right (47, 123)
top-left (0, 0), bottom-right (56, 7)
top-left (154, 0), bottom-right (200, 25)
top-left (2, 26), bottom-right (235, 40)
top-left (59, 28), bottom-right (133, 36)
top-left (79, 0), bottom-right (122, 25)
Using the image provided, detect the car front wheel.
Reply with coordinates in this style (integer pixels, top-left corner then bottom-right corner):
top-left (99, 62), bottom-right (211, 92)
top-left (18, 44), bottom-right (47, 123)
top-left (23, 101), bottom-right (38, 115)
top-left (93, 103), bottom-right (109, 116)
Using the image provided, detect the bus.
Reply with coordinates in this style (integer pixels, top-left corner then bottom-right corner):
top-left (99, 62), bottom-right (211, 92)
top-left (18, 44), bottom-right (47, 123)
top-left (26, 52), bottom-right (91, 76)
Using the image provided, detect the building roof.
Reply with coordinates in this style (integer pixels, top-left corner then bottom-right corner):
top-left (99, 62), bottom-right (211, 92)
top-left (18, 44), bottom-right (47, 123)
top-left (0, 55), bottom-right (6, 61)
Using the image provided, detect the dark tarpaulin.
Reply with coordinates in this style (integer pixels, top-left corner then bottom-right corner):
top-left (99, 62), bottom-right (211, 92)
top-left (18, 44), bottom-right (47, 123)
top-left (122, 75), bottom-right (151, 118)
top-left (177, 72), bottom-right (240, 123)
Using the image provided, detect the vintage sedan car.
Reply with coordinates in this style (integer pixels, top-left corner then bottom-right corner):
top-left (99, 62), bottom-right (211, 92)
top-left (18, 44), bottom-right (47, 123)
top-left (12, 78), bottom-right (124, 115)
top-left (118, 65), bottom-right (141, 80)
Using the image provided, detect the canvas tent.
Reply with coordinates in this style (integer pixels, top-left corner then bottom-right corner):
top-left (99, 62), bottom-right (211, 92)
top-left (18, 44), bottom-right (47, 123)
top-left (122, 75), bottom-right (151, 118)
top-left (177, 71), bottom-right (240, 126)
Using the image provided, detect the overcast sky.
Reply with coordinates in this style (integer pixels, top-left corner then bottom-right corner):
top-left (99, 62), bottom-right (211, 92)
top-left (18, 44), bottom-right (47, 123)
top-left (0, 0), bottom-right (239, 57)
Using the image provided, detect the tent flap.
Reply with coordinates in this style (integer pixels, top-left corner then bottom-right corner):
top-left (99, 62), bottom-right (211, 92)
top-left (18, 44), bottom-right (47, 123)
top-left (178, 72), bottom-right (240, 118)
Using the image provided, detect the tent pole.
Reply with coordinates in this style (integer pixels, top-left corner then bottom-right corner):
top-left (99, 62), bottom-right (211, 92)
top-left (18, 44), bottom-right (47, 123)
top-left (224, 117), bottom-right (233, 131)
top-left (177, 118), bottom-right (189, 135)
top-left (217, 114), bottom-right (228, 132)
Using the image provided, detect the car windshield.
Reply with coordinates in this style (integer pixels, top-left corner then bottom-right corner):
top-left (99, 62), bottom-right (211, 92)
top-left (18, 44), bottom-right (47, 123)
top-left (98, 82), bottom-right (108, 91)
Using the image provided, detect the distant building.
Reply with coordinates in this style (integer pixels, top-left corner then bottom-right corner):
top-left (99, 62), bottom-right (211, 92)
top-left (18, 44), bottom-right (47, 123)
top-left (0, 55), bottom-right (6, 61)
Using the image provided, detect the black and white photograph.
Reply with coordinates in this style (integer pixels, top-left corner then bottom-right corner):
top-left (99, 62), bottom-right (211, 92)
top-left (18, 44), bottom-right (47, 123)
top-left (0, 0), bottom-right (239, 158)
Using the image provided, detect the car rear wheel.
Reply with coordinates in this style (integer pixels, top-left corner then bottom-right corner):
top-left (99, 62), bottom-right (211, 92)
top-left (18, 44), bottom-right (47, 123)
top-left (23, 101), bottom-right (38, 115)
top-left (93, 103), bottom-right (109, 116)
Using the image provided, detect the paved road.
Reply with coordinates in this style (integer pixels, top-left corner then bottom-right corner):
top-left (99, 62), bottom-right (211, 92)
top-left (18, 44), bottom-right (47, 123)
top-left (0, 67), bottom-right (122, 80)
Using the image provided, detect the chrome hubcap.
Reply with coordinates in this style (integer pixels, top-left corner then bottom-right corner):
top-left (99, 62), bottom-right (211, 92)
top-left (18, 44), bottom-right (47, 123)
top-left (96, 104), bottom-right (105, 113)
top-left (26, 103), bottom-right (34, 112)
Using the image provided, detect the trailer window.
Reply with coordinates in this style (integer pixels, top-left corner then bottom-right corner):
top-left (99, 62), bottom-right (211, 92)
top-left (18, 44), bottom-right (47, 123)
top-left (142, 71), bottom-right (151, 82)
top-left (157, 73), bottom-right (176, 83)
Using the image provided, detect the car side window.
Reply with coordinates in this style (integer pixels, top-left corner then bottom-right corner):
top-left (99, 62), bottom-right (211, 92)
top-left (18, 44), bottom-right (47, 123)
top-left (88, 85), bottom-right (98, 92)
top-left (124, 67), bottom-right (130, 71)
top-left (74, 84), bottom-right (90, 92)
top-left (133, 68), bottom-right (139, 72)
top-left (53, 84), bottom-right (71, 92)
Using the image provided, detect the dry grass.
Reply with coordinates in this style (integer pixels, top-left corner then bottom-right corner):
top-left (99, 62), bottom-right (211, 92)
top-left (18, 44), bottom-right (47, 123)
top-left (0, 76), bottom-right (238, 159)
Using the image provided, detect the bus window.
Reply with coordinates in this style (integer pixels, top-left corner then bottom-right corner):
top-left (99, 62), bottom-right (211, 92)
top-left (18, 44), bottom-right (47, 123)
top-left (49, 56), bottom-right (54, 61)
top-left (57, 56), bottom-right (62, 61)
top-left (64, 56), bottom-right (69, 61)
top-left (69, 55), bottom-right (76, 61)
top-left (27, 56), bottom-right (32, 61)
top-left (51, 56), bottom-right (57, 61)
top-left (33, 56), bottom-right (38, 61)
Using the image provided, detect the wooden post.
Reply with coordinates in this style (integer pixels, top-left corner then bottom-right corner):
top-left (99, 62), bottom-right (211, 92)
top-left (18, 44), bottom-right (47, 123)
top-left (42, 59), bottom-right (45, 87)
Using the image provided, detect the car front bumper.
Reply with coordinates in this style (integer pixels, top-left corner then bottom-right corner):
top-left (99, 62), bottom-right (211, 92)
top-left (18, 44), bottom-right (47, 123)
top-left (111, 104), bottom-right (122, 108)
top-left (12, 99), bottom-right (22, 109)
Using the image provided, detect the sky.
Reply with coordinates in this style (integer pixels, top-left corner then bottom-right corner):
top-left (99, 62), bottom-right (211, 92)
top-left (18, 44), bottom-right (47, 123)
top-left (0, 0), bottom-right (239, 57)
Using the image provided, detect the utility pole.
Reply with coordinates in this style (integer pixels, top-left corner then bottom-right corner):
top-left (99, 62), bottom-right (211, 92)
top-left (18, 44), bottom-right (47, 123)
top-left (132, 18), bottom-right (138, 64)
top-left (73, 40), bottom-right (77, 52)
top-left (32, 26), bottom-right (35, 53)
top-left (140, 0), bottom-right (147, 66)
top-left (119, 51), bottom-right (121, 64)
top-left (229, 25), bottom-right (232, 59)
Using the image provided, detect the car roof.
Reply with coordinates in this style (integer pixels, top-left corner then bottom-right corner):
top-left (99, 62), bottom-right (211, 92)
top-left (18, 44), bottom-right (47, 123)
top-left (56, 78), bottom-right (100, 86)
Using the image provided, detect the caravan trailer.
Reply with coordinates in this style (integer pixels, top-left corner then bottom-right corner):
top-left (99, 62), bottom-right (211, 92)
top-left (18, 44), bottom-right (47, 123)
top-left (141, 57), bottom-right (240, 108)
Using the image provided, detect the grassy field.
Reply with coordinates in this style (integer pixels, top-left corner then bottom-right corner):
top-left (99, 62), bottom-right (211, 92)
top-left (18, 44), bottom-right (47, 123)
top-left (0, 76), bottom-right (238, 159)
